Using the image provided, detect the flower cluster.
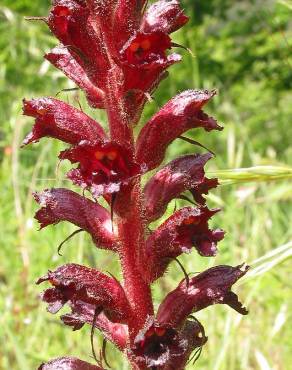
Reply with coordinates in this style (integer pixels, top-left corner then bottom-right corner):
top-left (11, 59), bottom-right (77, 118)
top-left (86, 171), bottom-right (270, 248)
top-left (24, 1), bottom-right (248, 369)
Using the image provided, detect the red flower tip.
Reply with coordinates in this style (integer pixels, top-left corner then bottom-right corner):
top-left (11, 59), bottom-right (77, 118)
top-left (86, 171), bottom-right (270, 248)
top-left (52, 5), bottom-right (71, 18)
top-left (50, 5), bottom-right (72, 35)
top-left (142, 0), bottom-right (189, 34)
top-left (191, 177), bottom-right (219, 204)
top-left (60, 140), bottom-right (140, 196)
top-left (121, 31), bottom-right (172, 68)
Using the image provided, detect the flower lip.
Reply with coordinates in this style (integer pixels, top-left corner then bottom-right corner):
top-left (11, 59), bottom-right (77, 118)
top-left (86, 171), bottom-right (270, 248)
top-left (133, 318), bottom-right (184, 367)
top-left (121, 31), bottom-right (172, 68)
top-left (60, 140), bottom-right (141, 195)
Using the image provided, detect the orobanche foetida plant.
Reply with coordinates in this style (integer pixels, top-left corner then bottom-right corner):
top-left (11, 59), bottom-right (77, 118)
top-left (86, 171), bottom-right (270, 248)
top-left (23, 1), bottom-right (249, 369)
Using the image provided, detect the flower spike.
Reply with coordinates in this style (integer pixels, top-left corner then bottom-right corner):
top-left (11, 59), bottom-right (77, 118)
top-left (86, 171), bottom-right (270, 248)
top-left (23, 0), bottom-right (249, 367)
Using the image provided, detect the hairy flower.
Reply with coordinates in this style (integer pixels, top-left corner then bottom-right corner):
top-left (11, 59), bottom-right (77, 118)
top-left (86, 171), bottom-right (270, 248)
top-left (144, 207), bottom-right (225, 282)
top-left (37, 263), bottom-right (130, 323)
top-left (22, 97), bottom-right (106, 146)
top-left (157, 265), bottom-right (249, 327)
top-left (34, 188), bottom-right (116, 250)
top-left (136, 90), bottom-right (222, 171)
top-left (143, 153), bottom-right (215, 222)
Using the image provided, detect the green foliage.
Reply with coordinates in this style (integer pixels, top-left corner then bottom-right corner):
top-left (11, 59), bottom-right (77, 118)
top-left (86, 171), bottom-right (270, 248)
top-left (0, 0), bottom-right (291, 369)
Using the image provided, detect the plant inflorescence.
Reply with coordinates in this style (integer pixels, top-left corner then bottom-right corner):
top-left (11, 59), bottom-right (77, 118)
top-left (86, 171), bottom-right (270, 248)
top-left (23, 1), bottom-right (249, 369)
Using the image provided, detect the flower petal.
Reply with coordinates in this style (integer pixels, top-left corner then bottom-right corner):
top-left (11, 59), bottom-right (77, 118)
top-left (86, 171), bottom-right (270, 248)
top-left (144, 206), bottom-right (224, 282)
top-left (143, 153), bottom-right (214, 222)
top-left (23, 98), bottom-right (106, 146)
top-left (190, 177), bottom-right (219, 204)
top-left (61, 300), bottom-right (128, 349)
top-left (157, 264), bottom-right (249, 327)
top-left (45, 46), bottom-right (104, 108)
top-left (38, 356), bottom-right (103, 370)
top-left (60, 140), bottom-right (140, 196)
top-left (136, 90), bottom-right (222, 170)
top-left (37, 263), bottom-right (130, 323)
top-left (142, 0), bottom-right (189, 34)
top-left (34, 188), bottom-right (116, 250)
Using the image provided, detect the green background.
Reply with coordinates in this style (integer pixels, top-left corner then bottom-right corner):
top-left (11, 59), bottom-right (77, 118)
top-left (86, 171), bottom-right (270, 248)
top-left (0, 0), bottom-right (291, 369)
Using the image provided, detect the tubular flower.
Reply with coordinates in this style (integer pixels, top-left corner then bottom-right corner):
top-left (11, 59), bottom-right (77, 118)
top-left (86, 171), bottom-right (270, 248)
top-left (23, 0), bottom-right (249, 368)
top-left (22, 97), bottom-right (106, 146)
top-left (143, 153), bottom-right (215, 222)
top-left (34, 188), bottom-right (116, 250)
top-left (144, 207), bottom-right (225, 282)
top-left (37, 263), bottom-right (130, 323)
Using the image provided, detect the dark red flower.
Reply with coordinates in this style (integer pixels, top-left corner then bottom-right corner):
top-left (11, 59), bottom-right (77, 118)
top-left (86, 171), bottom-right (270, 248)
top-left (45, 46), bottom-right (104, 108)
top-left (22, 97), bottom-right (106, 146)
top-left (141, 0), bottom-right (189, 34)
top-left (136, 90), bottom-right (222, 171)
top-left (38, 357), bottom-right (104, 370)
top-left (47, 0), bottom-right (107, 87)
top-left (60, 140), bottom-right (140, 196)
top-left (144, 206), bottom-right (225, 282)
top-left (157, 265), bottom-right (249, 328)
top-left (34, 188), bottom-right (116, 250)
top-left (143, 153), bottom-right (214, 222)
top-left (37, 263), bottom-right (130, 323)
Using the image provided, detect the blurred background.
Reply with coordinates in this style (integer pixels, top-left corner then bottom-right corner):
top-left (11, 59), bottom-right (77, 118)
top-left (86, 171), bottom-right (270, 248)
top-left (0, 0), bottom-right (291, 369)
